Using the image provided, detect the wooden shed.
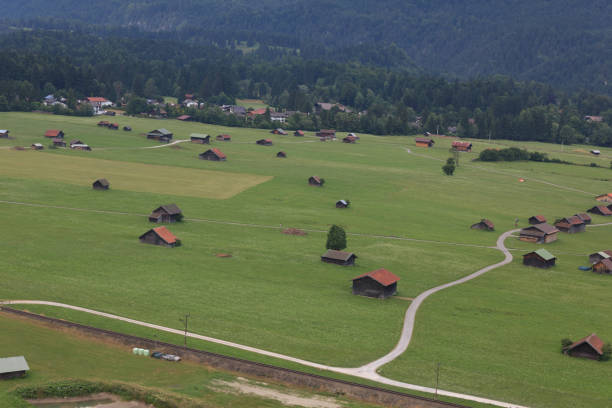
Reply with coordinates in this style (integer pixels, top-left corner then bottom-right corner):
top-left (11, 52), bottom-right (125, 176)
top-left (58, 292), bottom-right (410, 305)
top-left (593, 258), bottom-right (612, 274)
top-left (123, 126), bottom-right (132, 131)
top-left (199, 148), bottom-right (226, 161)
top-left (342, 136), bottom-right (357, 143)
top-left (276, 151), bottom-right (287, 158)
top-left (31, 143), bottom-right (44, 150)
top-left (271, 128), bottom-right (288, 135)
top-left (317, 129), bottom-right (336, 139)
top-left (0, 130), bottom-right (9, 138)
top-left (336, 200), bottom-right (349, 208)
top-left (588, 206), bottom-right (612, 216)
top-left (97, 120), bottom-right (110, 127)
top-left (108, 123), bottom-right (119, 130)
top-left (0, 356), bottom-right (29, 380)
top-left (146, 128), bottom-right (173, 142)
top-left (216, 134), bottom-right (231, 141)
top-left (523, 249), bottom-right (556, 268)
top-left (139, 226), bottom-right (179, 248)
top-left (256, 139), bottom-right (273, 146)
top-left (92, 178), bottom-right (110, 190)
top-left (519, 223), bottom-right (559, 243)
top-left (564, 334), bottom-right (605, 360)
top-left (294, 130), bottom-right (305, 137)
top-left (452, 141), bottom-right (472, 151)
top-left (70, 139), bottom-right (83, 146)
top-left (321, 249), bottom-right (357, 266)
top-left (574, 213), bottom-right (592, 224)
top-left (555, 216), bottom-right (586, 233)
top-left (471, 219), bottom-right (494, 231)
top-left (308, 176), bottom-right (324, 187)
top-left (415, 137), bottom-right (434, 147)
top-left (190, 134), bottom-right (210, 144)
top-left (352, 269), bottom-right (399, 299)
top-left (589, 250), bottom-right (612, 264)
top-left (149, 204), bottom-right (183, 223)
top-left (177, 115), bottom-right (192, 121)
top-left (595, 193), bottom-right (612, 203)
top-left (52, 138), bottom-right (66, 147)
top-left (44, 129), bottom-right (64, 138)
top-left (71, 144), bottom-right (92, 151)
top-left (528, 215), bottom-right (547, 225)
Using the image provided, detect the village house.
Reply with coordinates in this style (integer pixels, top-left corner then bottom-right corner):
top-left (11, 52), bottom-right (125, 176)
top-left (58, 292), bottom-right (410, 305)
top-left (256, 139), bottom-right (273, 146)
top-left (415, 137), bottom-right (434, 147)
top-left (589, 250), bottom-right (612, 264)
top-left (554, 216), bottom-right (586, 233)
top-left (276, 151), bottom-right (287, 158)
top-left (0, 356), bottom-right (29, 380)
top-left (519, 223), bottom-right (559, 243)
top-left (92, 178), bottom-right (110, 190)
top-left (247, 108), bottom-right (267, 119)
top-left (528, 215), bottom-right (547, 225)
top-left (216, 134), bottom-right (231, 141)
top-left (45, 129), bottom-right (64, 138)
top-left (308, 176), bottom-right (324, 186)
top-left (523, 249), bottom-right (556, 268)
top-left (452, 141), bottom-right (472, 151)
top-left (177, 115), bottom-right (192, 121)
top-left (595, 193), bottom-right (612, 203)
top-left (139, 226), bottom-right (179, 248)
top-left (564, 334), bottom-right (605, 360)
top-left (0, 130), bottom-right (9, 138)
top-left (352, 268), bottom-right (399, 299)
top-left (199, 148), bottom-right (226, 161)
top-left (336, 200), bottom-right (350, 208)
top-left (316, 129), bottom-right (336, 139)
top-left (31, 143), bottom-right (44, 150)
top-left (271, 128), bottom-right (288, 135)
top-left (584, 116), bottom-right (604, 122)
top-left (148, 204), bottom-right (183, 223)
top-left (294, 130), bottom-right (305, 137)
top-left (146, 129), bottom-right (173, 142)
top-left (343, 135), bottom-right (357, 143)
top-left (52, 138), bottom-right (66, 147)
top-left (190, 134), bottom-right (210, 144)
top-left (471, 219), bottom-right (494, 231)
top-left (321, 249), bottom-right (357, 266)
top-left (86, 97), bottom-right (113, 114)
top-left (592, 257), bottom-right (612, 274)
top-left (574, 213), bottom-right (592, 224)
top-left (588, 205), bottom-right (612, 216)
top-left (270, 112), bottom-right (288, 123)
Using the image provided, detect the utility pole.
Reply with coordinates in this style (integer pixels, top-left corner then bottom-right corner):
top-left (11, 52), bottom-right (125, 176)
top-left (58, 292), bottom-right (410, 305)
top-left (179, 313), bottom-right (190, 346)
top-left (435, 362), bottom-right (441, 400)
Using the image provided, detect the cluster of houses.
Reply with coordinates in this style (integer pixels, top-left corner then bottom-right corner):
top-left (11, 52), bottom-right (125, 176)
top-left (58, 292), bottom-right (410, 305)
top-left (41, 129), bottom-right (92, 150)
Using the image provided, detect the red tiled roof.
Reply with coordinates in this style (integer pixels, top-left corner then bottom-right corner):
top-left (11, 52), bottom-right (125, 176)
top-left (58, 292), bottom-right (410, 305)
top-left (295, 130), bottom-right (304, 135)
top-left (531, 215), bottom-right (547, 222)
top-left (153, 226), bottom-right (177, 244)
top-left (452, 141), bottom-right (471, 147)
top-left (310, 176), bottom-right (321, 183)
top-left (87, 97), bottom-right (109, 102)
top-left (249, 108), bottom-right (267, 116)
top-left (353, 268), bottom-right (400, 287)
top-left (567, 333), bottom-right (604, 355)
top-left (45, 130), bottom-right (61, 137)
top-left (177, 115), bottom-right (191, 120)
top-left (591, 206), bottom-right (612, 215)
top-left (211, 148), bottom-right (226, 159)
top-left (575, 213), bottom-right (591, 222)
top-left (567, 216), bottom-right (584, 225)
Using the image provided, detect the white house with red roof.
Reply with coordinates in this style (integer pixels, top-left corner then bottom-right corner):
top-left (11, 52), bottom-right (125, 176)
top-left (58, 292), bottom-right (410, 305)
top-left (86, 97), bottom-right (113, 114)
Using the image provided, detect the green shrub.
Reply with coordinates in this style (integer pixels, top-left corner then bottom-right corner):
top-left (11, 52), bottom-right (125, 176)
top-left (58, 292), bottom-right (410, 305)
top-left (442, 163), bottom-right (455, 175)
top-left (600, 343), bottom-right (612, 361)
top-left (561, 338), bottom-right (573, 352)
top-left (326, 224), bottom-right (347, 250)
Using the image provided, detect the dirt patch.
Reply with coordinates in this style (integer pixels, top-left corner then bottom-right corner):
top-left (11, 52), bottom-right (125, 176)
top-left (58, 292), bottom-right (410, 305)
top-left (28, 392), bottom-right (152, 407)
top-left (216, 253), bottom-right (232, 258)
top-left (282, 228), bottom-right (307, 236)
top-left (210, 377), bottom-right (343, 408)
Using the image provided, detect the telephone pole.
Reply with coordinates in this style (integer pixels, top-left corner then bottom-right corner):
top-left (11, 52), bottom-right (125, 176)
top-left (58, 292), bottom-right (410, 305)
top-left (179, 313), bottom-right (190, 346)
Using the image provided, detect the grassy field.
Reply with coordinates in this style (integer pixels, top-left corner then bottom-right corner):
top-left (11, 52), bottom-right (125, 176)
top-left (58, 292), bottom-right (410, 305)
top-left (1, 112), bottom-right (612, 407)
top-left (236, 99), bottom-right (270, 109)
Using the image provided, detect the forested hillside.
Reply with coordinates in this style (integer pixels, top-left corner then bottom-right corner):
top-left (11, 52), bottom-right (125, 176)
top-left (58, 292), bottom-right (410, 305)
top-left (0, 0), bottom-right (610, 94)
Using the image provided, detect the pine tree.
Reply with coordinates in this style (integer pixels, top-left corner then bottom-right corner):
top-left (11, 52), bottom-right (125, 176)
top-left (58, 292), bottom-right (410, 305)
top-left (326, 225), bottom-right (347, 250)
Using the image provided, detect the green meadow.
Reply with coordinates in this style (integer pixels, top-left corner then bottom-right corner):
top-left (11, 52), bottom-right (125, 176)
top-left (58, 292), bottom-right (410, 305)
top-left (1, 112), bottom-right (612, 407)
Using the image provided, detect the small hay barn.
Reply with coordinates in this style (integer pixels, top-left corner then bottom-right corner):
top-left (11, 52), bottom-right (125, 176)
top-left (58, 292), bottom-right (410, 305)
top-left (0, 356), bottom-right (29, 380)
top-left (308, 176), bottom-right (324, 187)
top-left (471, 219), bottom-right (494, 231)
top-left (588, 206), bottom-right (612, 216)
top-left (554, 216), bottom-right (586, 233)
top-left (92, 178), bottom-right (110, 190)
top-left (528, 215), bottom-right (547, 225)
top-left (352, 269), bottom-right (399, 299)
top-left (564, 334), bottom-right (605, 360)
top-left (199, 148), bottom-right (226, 161)
top-left (149, 204), bottom-right (183, 223)
top-left (139, 226), bottom-right (179, 248)
top-left (190, 134), bottom-right (210, 144)
top-left (519, 223), bottom-right (559, 243)
top-left (321, 249), bottom-right (356, 266)
top-left (593, 258), bottom-right (612, 274)
top-left (523, 249), bottom-right (556, 268)
top-left (415, 137), bottom-right (434, 147)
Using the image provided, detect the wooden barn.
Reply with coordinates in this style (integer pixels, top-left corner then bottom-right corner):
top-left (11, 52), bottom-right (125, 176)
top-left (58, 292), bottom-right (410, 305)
top-left (352, 269), bottom-right (400, 299)
top-left (276, 151), bottom-right (287, 158)
top-left (123, 126), bottom-right (132, 131)
top-left (574, 213), bottom-right (592, 224)
top-left (271, 128), bottom-right (288, 135)
top-left (44, 129), bottom-right (64, 138)
top-left (343, 135), bottom-right (357, 143)
top-left (316, 129), bottom-right (336, 139)
top-left (199, 148), bottom-right (226, 161)
top-left (31, 143), bottom-right (44, 150)
top-left (593, 258), bottom-right (612, 274)
top-left (294, 130), bottom-right (304, 136)
top-left (415, 137), bottom-right (434, 147)
top-left (595, 193), bottom-right (612, 203)
top-left (146, 128), bottom-right (173, 142)
top-left (190, 133), bottom-right (210, 144)
top-left (519, 223), bottom-right (559, 243)
top-left (71, 144), bottom-right (92, 151)
top-left (554, 216), bottom-right (586, 233)
top-left (336, 200), bottom-right (350, 208)
top-left (587, 205), bottom-right (612, 216)
top-left (321, 249), bottom-right (357, 266)
top-left (97, 120), bottom-right (110, 127)
top-left (256, 139), bottom-right (273, 146)
top-left (92, 178), bottom-right (110, 190)
top-left (148, 204), bottom-right (183, 223)
top-left (0, 356), bottom-right (29, 380)
top-left (216, 134), bottom-right (231, 141)
top-left (139, 226), bottom-right (179, 248)
top-left (589, 250), bottom-right (612, 264)
top-left (564, 334), bottom-right (605, 360)
top-left (528, 215), bottom-right (547, 225)
top-left (108, 123), bottom-right (119, 130)
top-left (0, 130), bottom-right (9, 138)
top-left (52, 138), bottom-right (66, 147)
top-left (308, 176), bottom-right (324, 187)
top-left (177, 115), bottom-right (192, 121)
top-left (70, 139), bottom-right (83, 146)
top-left (471, 219), bottom-right (494, 231)
top-left (452, 141), bottom-right (472, 151)
top-left (523, 249), bottom-right (556, 268)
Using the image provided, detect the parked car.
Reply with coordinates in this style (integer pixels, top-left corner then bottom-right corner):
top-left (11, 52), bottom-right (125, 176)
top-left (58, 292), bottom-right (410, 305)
top-left (151, 351), bottom-right (181, 361)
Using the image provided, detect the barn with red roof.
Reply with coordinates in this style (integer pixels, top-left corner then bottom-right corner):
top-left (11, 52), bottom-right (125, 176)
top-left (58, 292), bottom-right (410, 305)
top-left (139, 226), bottom-right (179, 248)
top-left (352, 269), bottom-right (399, 299)
top-left (199, 148), bottom-right (227, 161)
top-left (563, 333), bottom-right (605, 361)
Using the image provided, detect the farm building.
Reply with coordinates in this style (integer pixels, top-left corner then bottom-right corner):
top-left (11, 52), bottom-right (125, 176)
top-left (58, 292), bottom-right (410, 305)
top-left (519, 223), bottom-right (559, 243)
top-left (564, 334), bottom-right (605, 361)
top-left (587, 206), bottom-right (612, 216)
top-left (271, 128), bottom-right (288, 135)
top-left (177, 115), bottom-right (192, 121)
top-left (523, 249), bottom-right (556, 268)
top-left (139, 226), bottom-right (179, 248)
top-left (343, 135), bottom-right (357, 143)
top-left (0, 356), bottom-right (29, 380)
top-left (216, 134), bottom-right (231, 141)
top-left (97, 120), bottom-right (110, 127)
top-left (190, 134), bottom-right (210, 144)
top-left (199, 148), bottom-right (226, 161)
top-left (352, 269), bottom-right (400, 299)
top-left (0, 130), bottom-right (9, 138)
top-left (276, 151), bottom-right (287, 158)
top-left (589, 250), bottom-right (612, 264)
top-left (294, 130), bottom-right (304, 136)
top-left (44, 129), bottom-right (64, 138)
top-left (595, 193), bottom-right (612, 203)
top-left (123, 126), bottom-right (132, 131)
top-left (146, 129), bottom-right (173, 142)
top-left (593, 258), bottom-right (612, 274)
top-left (31, 143), bottom-right (44, 150)
top-left (336, 200), bottom-right (350, 208)
top-left (92, 178), bottom-right (110, 190)
top-left (452, 141), bottom-right (472, 151)
top-left (308, 176), bottom-right (324, 186)
top-left (148, 204), bottom-right (183, 223)
top-left (71, 144), bottom-right (92, 151)
top-left (108, 123), bottom-right (119, 130)
top-left (554, 216), bottom-right (586, 233)
top-left (415, 137), bottom-right (434, 147)
top-left (317, 129), bottom-right (336, 139)
top-left (321, 249), bottom-right (357, 266)
top-left (528, 215), bottom-right (547, 224)
top-left (574, 213), bottom-right (592, 224)
top-left (471, 219), bottom-right (494, 231)
top-left (256, 139), bottom-right (273, 146)
top-left (347, 133), bottom-right (359, 139)
top-left (52, 138), bottom-right (66, 147)
top-left (70, 139), bottom-right (83, 146)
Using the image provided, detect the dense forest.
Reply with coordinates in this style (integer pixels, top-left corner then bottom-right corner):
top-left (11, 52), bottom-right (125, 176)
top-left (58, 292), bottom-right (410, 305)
top-left (0, 0), bottom-right (610, 95)
top-left (1, 30), bottom-right (611, 145)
